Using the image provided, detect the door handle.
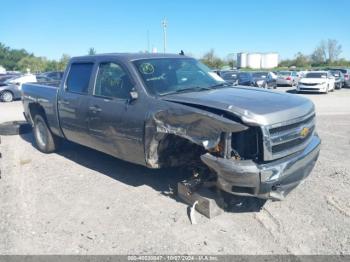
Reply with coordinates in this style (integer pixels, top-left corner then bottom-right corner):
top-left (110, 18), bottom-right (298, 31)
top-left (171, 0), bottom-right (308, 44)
top-left (59, 100), bottom-right (70, 105)
top-left (89, 106), bottom-right (102, 112)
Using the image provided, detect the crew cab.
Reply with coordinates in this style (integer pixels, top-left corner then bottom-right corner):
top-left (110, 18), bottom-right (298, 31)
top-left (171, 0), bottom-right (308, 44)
top-left (22, 53), bottom-right (321, 200)
top-left (297, 71), bottom-right (335, 93)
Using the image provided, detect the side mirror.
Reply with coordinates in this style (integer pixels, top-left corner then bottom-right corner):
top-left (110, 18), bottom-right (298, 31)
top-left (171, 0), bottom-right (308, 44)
top-left (129, 90), bottom-right (138, 101)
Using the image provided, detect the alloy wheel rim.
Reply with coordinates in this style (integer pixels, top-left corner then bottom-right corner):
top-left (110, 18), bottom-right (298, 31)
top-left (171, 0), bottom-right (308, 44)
top-left (2, 92), bottom-right (13, 102)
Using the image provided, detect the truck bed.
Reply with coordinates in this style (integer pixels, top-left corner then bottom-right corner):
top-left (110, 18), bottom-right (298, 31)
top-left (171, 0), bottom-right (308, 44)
top-left (22, 82), bottom-right (61, 136)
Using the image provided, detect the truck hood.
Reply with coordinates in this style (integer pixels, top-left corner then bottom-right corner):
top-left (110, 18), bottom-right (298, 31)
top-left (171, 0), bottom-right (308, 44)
top-left (162, 86), bottom-right (315, 126)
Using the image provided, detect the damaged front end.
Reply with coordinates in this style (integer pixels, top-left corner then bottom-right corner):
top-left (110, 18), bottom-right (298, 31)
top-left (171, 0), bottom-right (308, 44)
top-left (144, 104), bottom-right (321, 201)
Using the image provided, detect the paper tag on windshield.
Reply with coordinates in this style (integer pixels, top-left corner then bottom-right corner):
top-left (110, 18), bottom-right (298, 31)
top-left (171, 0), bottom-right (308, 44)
top-left (208, 72), bottom-right (225, 82)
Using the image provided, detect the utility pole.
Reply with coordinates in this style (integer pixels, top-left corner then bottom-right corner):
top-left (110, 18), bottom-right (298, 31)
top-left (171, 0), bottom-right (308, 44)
top-left (161, 17), bottom-right (167, 53)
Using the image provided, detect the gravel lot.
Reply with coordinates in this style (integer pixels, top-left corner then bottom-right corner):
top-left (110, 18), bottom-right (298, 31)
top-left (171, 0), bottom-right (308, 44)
top-left (0, 87), bottom-right (349, 255)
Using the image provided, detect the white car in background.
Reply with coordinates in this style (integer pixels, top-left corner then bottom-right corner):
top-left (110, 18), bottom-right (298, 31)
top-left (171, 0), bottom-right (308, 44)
top-left (297, 71), bottom-right (335, 94)
top-left (6, 74), bottom-right (37, 89)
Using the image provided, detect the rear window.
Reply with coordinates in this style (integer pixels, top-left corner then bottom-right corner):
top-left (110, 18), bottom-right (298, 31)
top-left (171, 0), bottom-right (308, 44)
top-left (278, 71), bottom-right (291, 76)
top-left (66, 63), bottom-right (94, 94)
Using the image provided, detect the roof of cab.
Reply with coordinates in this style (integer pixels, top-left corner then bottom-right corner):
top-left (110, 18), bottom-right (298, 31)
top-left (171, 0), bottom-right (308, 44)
top-left (70, 53), bottom-right (190, 62)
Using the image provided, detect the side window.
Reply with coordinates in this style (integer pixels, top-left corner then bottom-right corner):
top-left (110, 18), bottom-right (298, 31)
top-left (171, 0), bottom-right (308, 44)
top-left (66, 63), bottom-right (94, 94)
top-left (94, 62), bottom-right (133, 99)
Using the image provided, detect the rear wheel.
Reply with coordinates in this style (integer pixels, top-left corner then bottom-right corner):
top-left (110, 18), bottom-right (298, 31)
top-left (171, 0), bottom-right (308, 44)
top-left (33, 114), bottom-right (60, 153)
top-left (0, 91), bottom-right (14, 102)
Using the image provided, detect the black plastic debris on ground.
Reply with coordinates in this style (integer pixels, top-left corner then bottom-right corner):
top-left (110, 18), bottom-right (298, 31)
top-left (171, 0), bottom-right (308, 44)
top-left (0, 121), bottom-right (32, 136)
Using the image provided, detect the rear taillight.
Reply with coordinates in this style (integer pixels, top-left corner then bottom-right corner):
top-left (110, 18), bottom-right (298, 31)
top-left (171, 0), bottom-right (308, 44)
top-left (345, 74), bottom-right (349, 80)
top-left (286, 76), bottom-right (292, 80)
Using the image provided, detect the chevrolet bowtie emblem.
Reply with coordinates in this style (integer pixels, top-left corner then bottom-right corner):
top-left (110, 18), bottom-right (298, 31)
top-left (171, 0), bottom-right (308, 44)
top-left (300, 127), bottom-right (310, 138)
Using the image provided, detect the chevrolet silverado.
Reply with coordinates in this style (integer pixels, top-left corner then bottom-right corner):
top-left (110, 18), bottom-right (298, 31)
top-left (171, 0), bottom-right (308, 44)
top-left (22, 53), bottom-right (321, 200)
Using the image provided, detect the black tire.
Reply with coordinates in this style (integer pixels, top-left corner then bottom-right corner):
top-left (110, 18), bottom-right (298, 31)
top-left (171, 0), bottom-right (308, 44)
top-left (33, 114), bottom-right (60, 153)
top-left (0, 91), bottom-right (14, 102)
top-left (0, 121), bottom-right (32, 136)
top-left (325, 85), bottom-right (329, 94)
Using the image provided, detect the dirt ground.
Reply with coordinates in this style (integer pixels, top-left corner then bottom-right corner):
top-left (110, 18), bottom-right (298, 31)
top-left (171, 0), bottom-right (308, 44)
top-left (0, 87), bottom-right (349, 255)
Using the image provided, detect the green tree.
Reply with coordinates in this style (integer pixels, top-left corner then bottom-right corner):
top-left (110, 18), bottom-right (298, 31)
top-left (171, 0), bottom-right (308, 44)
top-left (200, 49), bottom-right (224, 69)
top-left (88, 47), bottom-right (96, 55)
top-left (57, 54), bottom-right (71, 71)
top-left (18, 56), bottom-right (47, 73)
top-left (294, 52), bottom-right (310, 68)
top-left (327, 39), bottom-right (342, 63)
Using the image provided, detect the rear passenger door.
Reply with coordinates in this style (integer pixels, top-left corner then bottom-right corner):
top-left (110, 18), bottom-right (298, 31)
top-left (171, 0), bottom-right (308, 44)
top-left (58, 62), bottom-right (94, 146)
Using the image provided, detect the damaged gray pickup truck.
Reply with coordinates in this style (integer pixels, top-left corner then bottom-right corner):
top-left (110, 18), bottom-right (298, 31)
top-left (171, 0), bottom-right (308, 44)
top-left (22, 53), bottom-right (321, 200)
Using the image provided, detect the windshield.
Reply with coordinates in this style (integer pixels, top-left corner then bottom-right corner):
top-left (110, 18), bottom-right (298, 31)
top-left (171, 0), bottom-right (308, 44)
top-left (330, 70), bottom-right (341, 77)
top-left (306, 72), bottom-right (327, 78)
top-left (133, 58), bottom-right (225, 96)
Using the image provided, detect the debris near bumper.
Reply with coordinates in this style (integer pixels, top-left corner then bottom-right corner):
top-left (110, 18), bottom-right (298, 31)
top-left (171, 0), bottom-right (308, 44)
top-left (177, 179), bottom-right (225, 219)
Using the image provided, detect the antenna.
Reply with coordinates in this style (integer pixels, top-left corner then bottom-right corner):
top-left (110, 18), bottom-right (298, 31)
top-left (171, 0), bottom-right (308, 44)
top-left (161, 17), bottom-right (167, 53)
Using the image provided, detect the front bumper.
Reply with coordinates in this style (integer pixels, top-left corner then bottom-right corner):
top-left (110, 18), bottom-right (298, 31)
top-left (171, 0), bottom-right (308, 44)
top-left (201, 134), bottom-right (321, 200)
top-left (297, 84), bottom-right (327, 93)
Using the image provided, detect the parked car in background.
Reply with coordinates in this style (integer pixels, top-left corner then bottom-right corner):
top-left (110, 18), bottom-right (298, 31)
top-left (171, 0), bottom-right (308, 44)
top-left (237, 72), bottom-right (276, 88)
top-left (0, 74), bottom-right (19, 86)
top-left (220, 70), bottom-right (238, 85)
top-left (297, 71), bottom-right (335, 93)
top-left (5, 74), bottom-right (37, 86)
top-left (0, 83), bottom-right (22, 102)
top-left (36, 75), bottom-right (59, 83)
top-left (277, 71), bottom-right (299, 86)
top-left (329, 70), bottom-right (345, 89)
top-left (0, 74), bottom-right (37, 102)
top-left (328, 68), bottom-right (350, 87)
top-left (237, 72), bottom-right (253, 86)
top-left (252, 71), bottom-right (277, 89)
top-left (39, 71), bottom-right (64, 81)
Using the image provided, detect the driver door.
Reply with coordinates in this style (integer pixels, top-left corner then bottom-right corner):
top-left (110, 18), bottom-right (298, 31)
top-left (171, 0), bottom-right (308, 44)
top-left (87, 61), bottom-right (145, 164)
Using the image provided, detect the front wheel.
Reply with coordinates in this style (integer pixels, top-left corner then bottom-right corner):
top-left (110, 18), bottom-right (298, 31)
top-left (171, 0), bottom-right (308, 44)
top-left (0, 91), bottom-right (14, 102)
top-left (33, 114), bottom-right (60, 153)
top-left (325, 85), bottom-right (329, 94)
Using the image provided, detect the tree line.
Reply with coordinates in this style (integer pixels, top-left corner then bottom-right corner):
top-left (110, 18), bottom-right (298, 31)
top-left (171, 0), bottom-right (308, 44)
top-left (200, 39), bottom-right (350, 69)
top-left (1, 39), bottom-right (349, 73)
top-left (0, 42), bottom-right (71, 73)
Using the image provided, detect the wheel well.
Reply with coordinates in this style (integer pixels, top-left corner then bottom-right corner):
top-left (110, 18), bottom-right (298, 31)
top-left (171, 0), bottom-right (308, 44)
top-left (0, 89), bottom-right (14, 96)
top-left (156, 134), bottom-right (207, 168)
top-left (28, 103), bottom-right (46, 122)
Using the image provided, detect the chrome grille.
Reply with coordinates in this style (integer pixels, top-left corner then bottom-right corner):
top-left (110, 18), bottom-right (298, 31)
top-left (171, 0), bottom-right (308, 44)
top-left (262, 112), bottom-right (316, 161)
